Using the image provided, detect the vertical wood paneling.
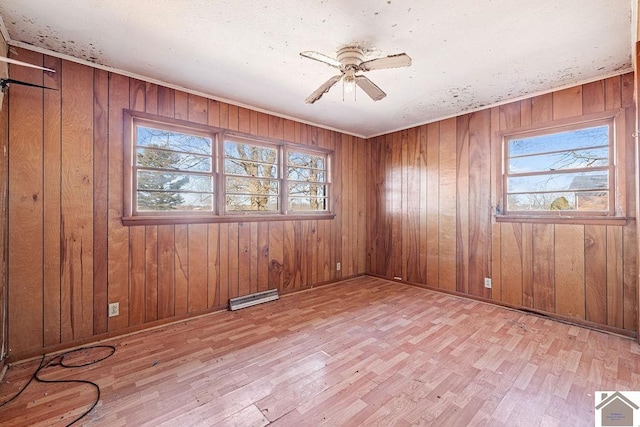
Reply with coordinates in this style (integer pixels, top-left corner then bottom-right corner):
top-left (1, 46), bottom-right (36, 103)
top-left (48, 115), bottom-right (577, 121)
top-left (490, 107), bottom-right (501, 302)
top-left (61, 61), bottom-right (95, 341)
top-left (43, 55), bottom-right (62, 345)
top-left (143, 82), bottom-right (158, 323)
top-left (128, 79), bottom-right (146, 327)
top-left (552, 86), bottom-right (583, 120)
top-left (623, 223), bottom-right (637, 331)
top-left (283, 221), bottom-right (295, 292)
top-left (188, 224), bottom-right (208, 313)
top-left (356, 137), bottom-right (367, 276)
top-left (584, 225), bottom-right (607, 324)
top-left (390, 132), bottom-right (402, 278)
top-left (425, 123), bottom-right (440, 287)
top-left (582, 80), bottom-right (605, 114)
top-left (531, 93), bottom-right (553, 124)
top-left (500, 223), bottom-right (523, 305)
top-left (332, 130), bottom-right (342, 282)
top-left (157, 225), bottom-right (175, 319)
top-left (268, 222), bottom-right (284, 290)
top-left (438, 118), bottom-right (457, 290)
top-left (606, 226), bottom-right (623, 328)
top-left (521, 223), bottom-right (533, 308)
top-left (107, 73), bottom-right (130, 331)
top-left (129, 227), bottom-right (145, 326)
top-left (238, 223), bottom-right (252, 295)
top-left (8, 48), bottom-right (44, 355)
top-left (456, 115), bottom-right (470, 293)
top-left (218, 224), bottom-right (230, 305)
top-left (0, 57), bottom-right (6, 366)
top-left (145, 225), bottom-right (158, 322)
top-left (227, 222), bottom-right (239, 299)
top-left (468, 110), bottom-right (491, 297)
top-left (207, 223), bottom-right (219, 308)
top-left (554, 225), bottom-right (585, 319)
top-left (418, 126), bottom-right (428, 283)
top-left (93, 68), bottom-right (109, 335)
top-left (257, 223), bottom-right (270, 292)
top-left (532, 224), bottom-right (555, 312)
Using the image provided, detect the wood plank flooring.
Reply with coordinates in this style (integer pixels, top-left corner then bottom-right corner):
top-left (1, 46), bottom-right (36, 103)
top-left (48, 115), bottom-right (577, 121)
top-left (1, 276), bottom-right (639, 426)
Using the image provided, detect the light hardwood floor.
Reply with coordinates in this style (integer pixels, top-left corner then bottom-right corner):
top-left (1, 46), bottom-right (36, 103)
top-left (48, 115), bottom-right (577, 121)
top-left (1, 276), bottom-right (639, 426)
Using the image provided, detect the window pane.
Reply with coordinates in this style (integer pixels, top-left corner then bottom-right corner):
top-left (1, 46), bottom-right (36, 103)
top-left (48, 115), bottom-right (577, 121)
top-left (225, 141), bottom-right (277, 164)
top-left (288, 168), bottom-right (325, 182)
top-left (508, 146), bottom-right (608, 173)
top-left (507, 171), bottom-right (608, 194)
top-left (137, 147), bottom-right (211, 172)
top-left (289, 197), bottom-right (328, 211)
top-left (507, 191), bottom-right (608, 212)
top-left (226, 177), bottom-right (279, 195)
top-left (224, 159), bottom-right (278, 178)
top-left (509, 125), bottom-right (609, 157)
top-left (137, 171), bottom-right (212, 193)
top-left (508, 192), bottom-right (576, 211)
top-left (288, 183), bottom-right (326, 197)
top-left (137, 126), bottom-right (212, 155)
top-left (287, 152), bottom-right (325, 169)
top-left (137, 191), bottom-right (213, 211)
top-left (226, 195), bottom-right (278, 212)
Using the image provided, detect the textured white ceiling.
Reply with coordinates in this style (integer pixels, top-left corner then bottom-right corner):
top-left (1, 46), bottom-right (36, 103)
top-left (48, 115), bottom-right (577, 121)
top-left (0, 0), bottom-right (634, 137)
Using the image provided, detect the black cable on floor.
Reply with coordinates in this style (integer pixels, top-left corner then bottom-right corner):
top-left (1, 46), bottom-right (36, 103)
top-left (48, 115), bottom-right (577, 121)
top-left (0, 344), bottom-right (116, 426)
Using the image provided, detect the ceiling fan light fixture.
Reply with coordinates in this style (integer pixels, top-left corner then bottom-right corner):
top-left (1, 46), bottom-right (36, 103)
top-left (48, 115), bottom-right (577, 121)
top-left (343, 73), bottom-right (356, 98)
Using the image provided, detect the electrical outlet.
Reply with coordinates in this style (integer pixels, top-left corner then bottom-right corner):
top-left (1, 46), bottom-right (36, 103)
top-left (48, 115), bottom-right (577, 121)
top-left (484, 278), bottom-right (492, 289)
top-left (108, 302), bottom-right (119, 317)
top-left (336, 262), bottom-right (341, 271)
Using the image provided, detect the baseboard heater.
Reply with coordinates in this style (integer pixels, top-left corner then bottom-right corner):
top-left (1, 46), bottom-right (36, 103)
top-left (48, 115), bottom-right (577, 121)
top-left (229, 289), bottom-right (279, 311)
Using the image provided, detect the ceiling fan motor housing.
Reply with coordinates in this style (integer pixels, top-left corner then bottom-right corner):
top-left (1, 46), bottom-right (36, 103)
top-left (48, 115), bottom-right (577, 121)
top-left (336, 46), bottom-right (365, 68)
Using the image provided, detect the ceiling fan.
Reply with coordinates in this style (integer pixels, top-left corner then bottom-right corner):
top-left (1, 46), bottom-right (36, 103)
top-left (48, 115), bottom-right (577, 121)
top-left (300, 46), bottom-right (411, 104)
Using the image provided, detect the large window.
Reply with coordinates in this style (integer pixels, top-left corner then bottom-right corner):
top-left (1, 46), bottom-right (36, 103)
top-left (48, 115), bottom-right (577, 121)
top-left (124, 111), bottom-right (332, 224)
top-left (499, 111), bottom-right (625, 220)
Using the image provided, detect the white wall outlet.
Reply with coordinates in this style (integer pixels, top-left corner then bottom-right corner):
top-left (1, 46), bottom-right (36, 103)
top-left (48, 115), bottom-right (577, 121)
top-left (108, 302), bottom-right (119, 317)
top-left (336, 262), bottom-right (341, 271)
top-left (484, 278), bottom-right (492, 289)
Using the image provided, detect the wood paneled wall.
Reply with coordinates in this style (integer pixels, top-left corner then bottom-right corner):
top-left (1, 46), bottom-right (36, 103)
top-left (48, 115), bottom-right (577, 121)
top-left (0, 35), bottom-right (7, 368)
top-left (6, 48), bottom-right (367, 359)
top-left (367, 73), bottom-right (637, 334)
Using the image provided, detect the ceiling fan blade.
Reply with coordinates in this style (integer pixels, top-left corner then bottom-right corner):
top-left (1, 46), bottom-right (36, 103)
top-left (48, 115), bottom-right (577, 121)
top-left (305, 74), bottom-right (343, 104)
top-left (355, 75), bottom-right (386, 101)
top-left (360, 53), bottom-right (412, 71)
top-left (300, 51), bottom-right (342, 69)
top-left (0, 57), bottom-right (56, 73)
top-left (0, 78), bottom-right (58, 91)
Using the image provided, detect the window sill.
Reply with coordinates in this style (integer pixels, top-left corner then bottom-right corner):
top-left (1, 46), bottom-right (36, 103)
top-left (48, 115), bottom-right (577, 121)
top-left (494, 215), bottom-right (632, 226)
top-left (122, 212), bottom-right (336, 226)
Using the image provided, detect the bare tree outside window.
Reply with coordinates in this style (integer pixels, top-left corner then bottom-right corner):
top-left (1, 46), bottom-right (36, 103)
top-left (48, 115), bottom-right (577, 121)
top-left (224, 140), bottom-right (279, 212)
top-left (287, 151), bottom-right (328, 211)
